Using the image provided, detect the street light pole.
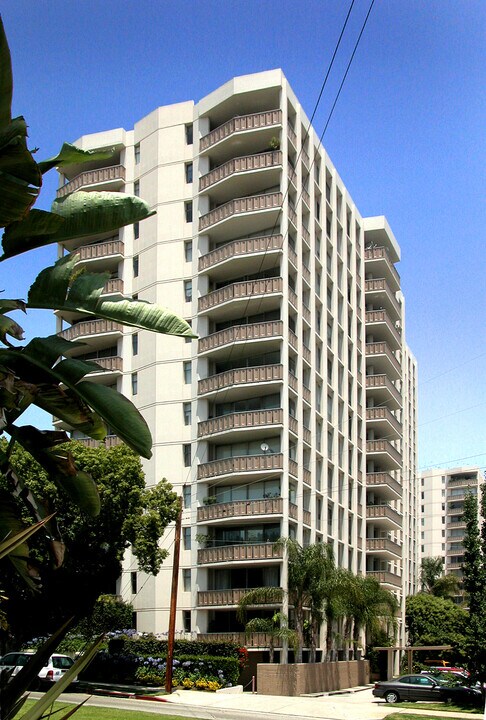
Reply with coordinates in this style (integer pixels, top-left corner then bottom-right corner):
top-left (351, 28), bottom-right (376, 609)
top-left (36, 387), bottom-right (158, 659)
top-left (165, 496), bottom-right (183, 694)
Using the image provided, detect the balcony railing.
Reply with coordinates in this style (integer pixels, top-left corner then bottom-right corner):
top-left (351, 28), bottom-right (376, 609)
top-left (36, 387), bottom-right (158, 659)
top-left (365, 374), bottom-right (402, 407)
top-left (200, 110), bottom-right (282, 152)
top-left (73, 238), bottom-right (124, 262)
top-left (76, 436), bottom-right (122, 449)
top-left (197, 453), bottom-right (284, 480)
top-left (366, 310), bottom-right (402, 348)
top-left (198, 542), bottom-right (283, 565)
top-left (366, 538), bottom-right (402, 557)
top-left (103, 278), bottom-right (124, 295)
top-left (199, 234), bottom-right (283, 272)
top-left (197, 497), bottom-right (283, 523)
top-left (365, 342), bottom-right (401, 377)
top-left (200, 151), bottom-right (282, 192)
top-left (198, 408), bottom-right (283, 438)
top-left (287, 123), bottom-right (297, 146)
top-left (199, 192), bottom-right (282, 232)
top-left (197, 632), bottom-right (282, 647)
top-left (364, 278), bottom-right (401, 318)
top-left (88, 356), bottom-right (123, 373)
top-left (197, 587), bottom-right (280, 607)
top-left (57, 165), bottom-right (125, 198)
top-left (199, 364), bottom-right (283, 396)
top-left (366, 472), bottom-right (402, 499)
top-left (364, 247), bottom-right (400, 290)
top-left (198, 320), bottom-right (283, 354)
top-left (59, 319), bottom-right (123, 342)
top-left (366, 407), bottom-right (402, 437)
top-left (367, 570), bottom-right (402, 588)
top-left (198, 277), bottom-right (282, 313)
top-left (366, 504), bottom-right (402, 527)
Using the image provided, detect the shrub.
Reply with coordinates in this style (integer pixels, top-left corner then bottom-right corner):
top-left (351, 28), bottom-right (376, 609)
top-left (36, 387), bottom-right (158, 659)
top-left (108, 634), bottom-right (241, 659)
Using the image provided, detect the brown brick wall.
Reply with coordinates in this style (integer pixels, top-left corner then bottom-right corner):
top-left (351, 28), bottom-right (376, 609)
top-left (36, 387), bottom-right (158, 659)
top-left (257, 660), bottom-right (370, 696)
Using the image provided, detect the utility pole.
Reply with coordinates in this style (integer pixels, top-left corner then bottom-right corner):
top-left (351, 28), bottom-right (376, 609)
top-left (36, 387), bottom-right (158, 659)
top-left (165, 495), bottom-right (183, 694)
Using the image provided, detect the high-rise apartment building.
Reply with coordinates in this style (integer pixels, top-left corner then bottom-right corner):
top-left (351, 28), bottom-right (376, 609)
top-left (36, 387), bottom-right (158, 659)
top-left (420, 466), bottom-right (483, 591)
top-left (55, 70), bottom-right (418, 654)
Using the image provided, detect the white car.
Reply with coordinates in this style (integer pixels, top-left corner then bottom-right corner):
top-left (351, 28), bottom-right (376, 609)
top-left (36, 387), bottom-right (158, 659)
top-left (0, 652), bottom-right (77, 687)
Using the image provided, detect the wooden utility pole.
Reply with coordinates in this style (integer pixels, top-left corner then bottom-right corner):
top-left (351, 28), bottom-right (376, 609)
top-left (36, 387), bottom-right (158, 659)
top-left (165, 496), bottom-right (183, 694)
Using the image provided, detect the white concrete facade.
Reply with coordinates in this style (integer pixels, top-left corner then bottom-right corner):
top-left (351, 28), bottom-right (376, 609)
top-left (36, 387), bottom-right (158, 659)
top-left (55, 70), bottom-right (418, 653)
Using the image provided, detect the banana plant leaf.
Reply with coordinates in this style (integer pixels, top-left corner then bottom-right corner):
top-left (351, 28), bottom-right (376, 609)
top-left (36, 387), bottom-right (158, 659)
top-left (0, 299), bottom-right (26, 314)
top-left (0, 513), bottom-right (55, 561)
top-left (0, 492), bottom-right (41, 590)
top-left (38, 142), bottom-right (115, 174)
top-left (0, 314), bottom-right (24, 343)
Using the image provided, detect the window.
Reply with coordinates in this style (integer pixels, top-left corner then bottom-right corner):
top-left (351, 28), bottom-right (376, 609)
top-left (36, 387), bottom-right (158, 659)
top-left (183, 527), bottom-right (191, 550)
top-left (134, 144), bottom-right (140, 164)
top-left (184, 201), bottom-right (193, 223)
top-left (184, 280), bottom-right (192, 302)
top-left (183, 485), bottom-right (191, 508)
top-left (185, 162), bottom-right (193, 183)
top-left (131, 372), bottom-right (138, 395)
top-left (185, 124), bottom-right (193, 145)
top-left (133, 255), bottom-right (139, 278)
top-left (183, 361), bottom-right (192, 384)
top-left (131, 571), bottom-right (137, 594)
top-left (133, 180), bottom-right (140, 197)
top-left (132, 333), bottom-right (138, 356)
top-left (183, 444), bottom-right (191, 467)
top-left (134, 222), bottom-right (139, 239)
top-left (182, 569), bottom-right (191, 592)
top-left (184, 240), bottom-right (193, 262)
top-left (183, 402), bottom-right (191, 425)
top-left (183, 610), bottom-right (191, 632)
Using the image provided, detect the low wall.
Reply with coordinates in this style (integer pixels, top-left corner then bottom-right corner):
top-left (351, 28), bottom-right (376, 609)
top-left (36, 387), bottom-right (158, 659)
top-left (257, 660), bottom-right (370, 696)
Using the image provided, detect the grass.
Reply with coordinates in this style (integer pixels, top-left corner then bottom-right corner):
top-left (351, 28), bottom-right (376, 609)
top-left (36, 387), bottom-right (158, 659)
top-left (15, 699), bottom-right (206, 720)
top-left (391, 700), bottom-right (482, 714)
top-left (385, 715), bottom-right (458, 720)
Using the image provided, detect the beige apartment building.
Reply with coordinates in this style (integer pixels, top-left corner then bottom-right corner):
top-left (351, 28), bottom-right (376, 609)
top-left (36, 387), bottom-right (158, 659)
top-left (420, 466), bottom-right (483, 591)
top-left (55, 70), bottom-right (418, 655)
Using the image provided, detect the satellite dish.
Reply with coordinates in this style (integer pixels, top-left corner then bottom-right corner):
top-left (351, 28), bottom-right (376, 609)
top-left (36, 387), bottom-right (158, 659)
top-left (260, 442), bottom-right (270, 453)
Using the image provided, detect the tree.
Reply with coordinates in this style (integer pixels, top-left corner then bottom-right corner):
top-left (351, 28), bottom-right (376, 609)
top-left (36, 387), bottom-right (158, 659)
top-left (420, 556), bottom-right (444, 592)
top-left (76, 595), bottom-right (134, 639)
top-left (461, 488), bottom-right (486, 681)
top-left (342, 574), bottom-right (398, 656)
top-left (405, 593), bottom-right (467, 651)
top-left (1, 441), bottom-right (179, 644)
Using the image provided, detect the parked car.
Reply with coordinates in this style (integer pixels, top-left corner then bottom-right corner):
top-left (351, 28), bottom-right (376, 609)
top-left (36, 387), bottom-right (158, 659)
top-left (0, 652), bottom-right (77, 688)
top-left (373, 673), bottom-right (483, 705)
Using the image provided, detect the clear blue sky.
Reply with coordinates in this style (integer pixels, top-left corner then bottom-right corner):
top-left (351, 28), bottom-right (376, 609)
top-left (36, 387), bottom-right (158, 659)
top-left (1, 0), bottom-right (485, 472)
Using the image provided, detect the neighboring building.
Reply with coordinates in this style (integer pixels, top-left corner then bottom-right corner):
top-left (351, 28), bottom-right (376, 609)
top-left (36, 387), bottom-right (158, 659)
top-left (420, 466), bottom-right (484, 588)
top-left (55, 70), bottom-right (418, 655)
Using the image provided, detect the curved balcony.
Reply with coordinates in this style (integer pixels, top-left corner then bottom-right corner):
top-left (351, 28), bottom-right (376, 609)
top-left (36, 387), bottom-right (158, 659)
top-left (366, 407), bottom-right (402, 439)
top-left (102, 278), bottom-right (124, 296)
top-left (198, 408), bottom-right (283, 440)
top-left (197, 453), bottom-right (284, 481)
top-left (367, 570), bottom-right (402, 588)
top-left (84, 355), bottom-right (123, 384)
top-left (365, 278), bottom-right (401, 320)
top-left (200, 151), bottom-right (282, 203)
top-left (366, 504), bottom-right (402, 530)
top-left (365, 310), bottom-right (402, 350)
top-left (199, 234), bottom-right (283, 279)
top-left (199, 277), bottom-right (282, 320)
top-left (364, 247), bottom-right (400, 292)
top-left (197, 587), bottom-right (280, 607)
top-left (366, 439), bottom-right (402, 471)
top-left (76, 435), bottom-right (122, 450)
top-left (198, 364), bottom-right (283, 399)
top-left (198, 542), bottom-right (283, 566)
top-left (199, 192), bottom-right (282, 241)
top-left (365, 374), bottom-right (402, 409)
top-left (366, 472), bottom-right (401, 502)
top-left (57, 165), bottom-right (125, 198)
top-left (197, 497), bottom-right (284, 524)
top-left (366, 537), bottom-right (402, 560)
top-left (198, 320), bottom-right (283, 358)
top-left (200, 109), bottom-right (282, 154)
top-left (58, 319), bottom-right (123, 346)
top-left (366, 342), bottom-right (401, 380)
top-left (68, 238), bottom-right (124, 270)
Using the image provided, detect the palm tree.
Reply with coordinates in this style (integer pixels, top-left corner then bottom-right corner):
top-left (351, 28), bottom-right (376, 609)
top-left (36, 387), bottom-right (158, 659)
top-left (420, 556), bottom-right (444, 592)
top-left (344, 575), bottom-right (398, 655)
top-left (243, 612), bottom-right (298, 663)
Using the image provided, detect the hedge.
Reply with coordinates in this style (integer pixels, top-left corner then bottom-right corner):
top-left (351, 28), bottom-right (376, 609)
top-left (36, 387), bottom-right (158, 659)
top-left (108, 635), bottom-right (241, 659)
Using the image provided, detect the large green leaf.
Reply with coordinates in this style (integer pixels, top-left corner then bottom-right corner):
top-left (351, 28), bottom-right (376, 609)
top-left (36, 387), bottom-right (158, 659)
top-left (0, 299), bottom-right (26, 314)
top-left (38, 142), bottom-right (115, 174)
top-left (0, 514), bottom-right (55, 560)
top-left (0, 492), bottom-right (40, 590)
top-left (0, 17), bottom-right (12, 129)
top-left (0, 314), bottom-right (24, 343)
top-left (1, 209), bottom-right (64, 257)
top-left (32, 384), bottom-right (107, 440)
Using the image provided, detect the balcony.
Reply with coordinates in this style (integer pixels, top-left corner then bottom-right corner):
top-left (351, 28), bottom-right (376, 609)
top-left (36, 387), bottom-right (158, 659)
top-left (365, 374), bottom-right (402, 410)
top-left (67, 238), bottom-right (124, 268)
top-left (57, 165), bottom-right (125, 198)
top-left (366, 504), bottom-right (402, 530)
top-left (85, 355), bottom-right (123, 383)
top-left (198, 408), bottom-right (283, 440)
top-left (366, 407), bottom-right (402, 440)
top-left (198, 320), bottom-right (283, 358)
top-left (58, 319), bottom-right (123, 345)
top-left (366, 342), bottom-right (401, 380)
top-left (366, 472), bottom-right (401, 502)
top-left (364, 247), bottom-right (400, 292)
top-left (197, 542), bottom-right (283, 566)
top-left (199, 234), bottom-right (283, 278)
top-left (366, 537), bottom-right (402, 560)
top-left (198, 364), bottom-right (283, 398)
top-left (198, 277), bottom-right (282, 318)
top-left (197, 497), bottom-right (284, 524)
top-left (365, 310), bottom-right (402, 350)
top-left (76, 436), bottom-right (122, 450)
top-left (200, 110), bottom-right (282, 153)
top-left (197, 453), bottom-right (284, 481)
top-left (103, 278), bottom-right (124, 296)
top-left (367, 570), bottom-right (402, 588)
top-left (365, 278), bottom-right (401, 320)
top-left (366, 439), bottom-right (401, 472)
top-left (197, 587), bottom-right (280, 607)
top-left (199, 192), bottom-right (282, 240)
top-left (199, 151), bottom-right (282, 202)
top-left (197, 632), bottom-right (281, 648)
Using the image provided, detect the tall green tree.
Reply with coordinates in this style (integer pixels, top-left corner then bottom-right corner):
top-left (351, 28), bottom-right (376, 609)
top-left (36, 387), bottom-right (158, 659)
top-left (420, 556), bottom-right (444, 592)
top-left (405, 593), bottom-right (467, 649)
top-left (342, 574), bottom-right (398, 655)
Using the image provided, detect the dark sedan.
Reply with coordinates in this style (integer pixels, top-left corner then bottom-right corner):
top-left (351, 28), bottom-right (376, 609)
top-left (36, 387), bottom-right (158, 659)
top-left (373, 673), bottom-right (483, 705)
